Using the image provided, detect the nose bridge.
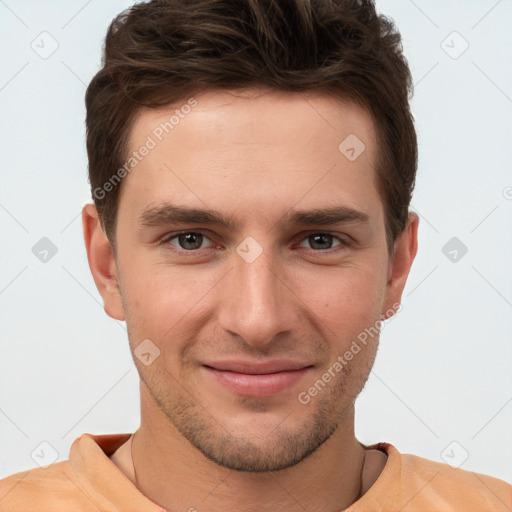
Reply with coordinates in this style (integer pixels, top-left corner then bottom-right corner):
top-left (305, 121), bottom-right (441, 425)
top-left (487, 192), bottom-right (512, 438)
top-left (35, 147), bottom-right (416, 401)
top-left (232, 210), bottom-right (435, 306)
top-left (218, 243), bottom-right (295, 347)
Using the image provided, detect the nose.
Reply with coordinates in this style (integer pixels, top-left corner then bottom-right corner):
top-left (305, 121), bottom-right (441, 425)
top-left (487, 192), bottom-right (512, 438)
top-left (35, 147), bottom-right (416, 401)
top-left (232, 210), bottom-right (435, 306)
top-left (217, 243), bottom-right (299, 348)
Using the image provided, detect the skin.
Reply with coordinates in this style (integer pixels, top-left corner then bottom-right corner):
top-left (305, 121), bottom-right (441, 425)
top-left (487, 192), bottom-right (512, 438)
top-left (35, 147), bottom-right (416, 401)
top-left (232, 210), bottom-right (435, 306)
top-left (83, 87), bottom-right (418, 512)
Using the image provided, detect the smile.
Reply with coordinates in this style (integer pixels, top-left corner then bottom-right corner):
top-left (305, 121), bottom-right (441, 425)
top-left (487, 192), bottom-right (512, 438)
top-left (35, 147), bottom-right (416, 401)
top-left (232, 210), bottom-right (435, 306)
top-left (201, 360), bottom-right (313, 397)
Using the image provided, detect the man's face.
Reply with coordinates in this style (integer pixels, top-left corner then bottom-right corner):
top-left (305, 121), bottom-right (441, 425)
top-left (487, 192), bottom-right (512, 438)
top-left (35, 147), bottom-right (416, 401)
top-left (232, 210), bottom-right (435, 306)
top-left (99, 88), bottom-right (413, 471)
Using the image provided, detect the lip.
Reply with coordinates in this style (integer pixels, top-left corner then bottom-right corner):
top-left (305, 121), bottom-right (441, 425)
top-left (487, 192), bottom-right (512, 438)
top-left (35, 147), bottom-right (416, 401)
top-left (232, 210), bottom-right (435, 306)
top-left (201, 359), bottom-right (313, 397)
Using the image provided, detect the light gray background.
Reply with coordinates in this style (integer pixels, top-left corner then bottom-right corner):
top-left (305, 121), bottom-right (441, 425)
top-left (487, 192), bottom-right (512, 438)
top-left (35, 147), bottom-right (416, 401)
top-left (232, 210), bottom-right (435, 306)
top-left (1, 0), bottom-right (511, 484)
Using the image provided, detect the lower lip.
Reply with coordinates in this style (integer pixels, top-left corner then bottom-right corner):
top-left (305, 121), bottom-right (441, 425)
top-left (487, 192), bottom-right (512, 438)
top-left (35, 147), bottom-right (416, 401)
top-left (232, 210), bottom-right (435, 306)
top-left (202, 366), bottom-right (311, 397)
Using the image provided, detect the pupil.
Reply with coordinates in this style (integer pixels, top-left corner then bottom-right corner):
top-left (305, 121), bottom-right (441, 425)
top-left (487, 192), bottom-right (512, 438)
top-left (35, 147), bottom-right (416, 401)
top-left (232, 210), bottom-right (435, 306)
top-left (311, 234), bottom-right (332, 249)
top-left (180, 233), bottom-right (202, 250)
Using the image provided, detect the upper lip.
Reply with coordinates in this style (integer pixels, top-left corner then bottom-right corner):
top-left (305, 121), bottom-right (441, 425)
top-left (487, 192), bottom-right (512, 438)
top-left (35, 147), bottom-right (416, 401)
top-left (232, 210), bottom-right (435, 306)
top-left (202, 359), bottom-right (313, 375)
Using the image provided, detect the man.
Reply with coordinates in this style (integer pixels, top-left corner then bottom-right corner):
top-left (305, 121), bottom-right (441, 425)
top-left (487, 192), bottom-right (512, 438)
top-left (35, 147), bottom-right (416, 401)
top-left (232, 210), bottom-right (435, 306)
top-left (1, 0), bottom-right (510, 510)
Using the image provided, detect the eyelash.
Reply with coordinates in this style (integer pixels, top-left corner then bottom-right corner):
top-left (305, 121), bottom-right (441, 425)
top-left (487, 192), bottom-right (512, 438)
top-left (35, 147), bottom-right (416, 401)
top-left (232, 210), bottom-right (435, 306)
top-left (158, 230), bottom-right (351, 256)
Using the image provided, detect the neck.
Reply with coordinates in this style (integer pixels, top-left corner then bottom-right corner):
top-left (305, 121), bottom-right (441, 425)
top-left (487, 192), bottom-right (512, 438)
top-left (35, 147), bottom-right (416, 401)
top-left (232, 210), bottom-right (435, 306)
top-left (130, 390), bottom-right (367, 512)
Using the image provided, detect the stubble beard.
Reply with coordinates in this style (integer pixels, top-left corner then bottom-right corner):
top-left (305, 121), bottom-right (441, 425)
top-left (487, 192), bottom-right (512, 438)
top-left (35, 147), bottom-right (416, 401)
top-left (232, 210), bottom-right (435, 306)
top-left (139, 357), bottom-right (374, 472)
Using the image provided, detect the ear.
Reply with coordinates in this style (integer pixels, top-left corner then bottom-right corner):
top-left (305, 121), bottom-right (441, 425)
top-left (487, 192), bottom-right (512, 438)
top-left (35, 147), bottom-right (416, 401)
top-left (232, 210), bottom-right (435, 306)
top-left (82, 203), bottom-right (125, 321)
top-left (382, 212), bottom-right (419, 319)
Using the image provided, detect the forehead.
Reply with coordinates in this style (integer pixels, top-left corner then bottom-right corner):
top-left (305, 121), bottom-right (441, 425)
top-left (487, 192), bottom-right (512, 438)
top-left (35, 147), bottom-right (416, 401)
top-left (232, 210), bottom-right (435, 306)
top-left (129, 87), bottom-right (377, 157)
top-left (119, 88), bottom-right (381, 225)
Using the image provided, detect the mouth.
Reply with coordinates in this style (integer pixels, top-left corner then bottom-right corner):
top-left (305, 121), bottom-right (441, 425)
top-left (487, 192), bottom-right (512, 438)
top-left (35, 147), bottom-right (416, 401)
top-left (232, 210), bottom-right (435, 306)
top-left (201, 360), bottom-right (314, 397)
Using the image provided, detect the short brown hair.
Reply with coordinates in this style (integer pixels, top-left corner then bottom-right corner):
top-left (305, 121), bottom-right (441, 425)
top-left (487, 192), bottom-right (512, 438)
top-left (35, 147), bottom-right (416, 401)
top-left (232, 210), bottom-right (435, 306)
top-left (86, 0), bottom-right (417, 253)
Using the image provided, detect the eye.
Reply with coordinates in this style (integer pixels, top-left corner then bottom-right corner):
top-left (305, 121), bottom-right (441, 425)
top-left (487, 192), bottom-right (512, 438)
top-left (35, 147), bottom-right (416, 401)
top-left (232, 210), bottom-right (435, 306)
top-left (159, 230), bottom-right (350, 256)
top-left (297, 233), bottom-right (346, 251)
top-left (163, 231), bottom-right (215, 251)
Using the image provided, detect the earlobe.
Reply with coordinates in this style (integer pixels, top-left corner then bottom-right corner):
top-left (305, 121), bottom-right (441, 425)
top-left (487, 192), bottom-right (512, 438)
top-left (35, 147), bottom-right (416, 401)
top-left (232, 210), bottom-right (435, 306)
top-left (82, 203), bottom-right (125, 321)
top-left (382, 212), bottom-right (419, 319)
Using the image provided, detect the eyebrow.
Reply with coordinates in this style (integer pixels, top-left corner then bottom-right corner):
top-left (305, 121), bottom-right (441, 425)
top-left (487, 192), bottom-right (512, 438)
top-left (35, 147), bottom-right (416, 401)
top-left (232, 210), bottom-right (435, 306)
top-left (138, 203), bottom-right (370, 230)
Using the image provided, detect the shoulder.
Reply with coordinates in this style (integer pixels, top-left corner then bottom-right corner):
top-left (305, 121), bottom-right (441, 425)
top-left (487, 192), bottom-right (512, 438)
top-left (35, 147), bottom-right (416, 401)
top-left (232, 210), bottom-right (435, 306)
top-left (399, 450), bottom-right (512, 510)
top-left (360, 442), bottom-right (512, 511)
top-left (0, 461), bottom-right (94, 511)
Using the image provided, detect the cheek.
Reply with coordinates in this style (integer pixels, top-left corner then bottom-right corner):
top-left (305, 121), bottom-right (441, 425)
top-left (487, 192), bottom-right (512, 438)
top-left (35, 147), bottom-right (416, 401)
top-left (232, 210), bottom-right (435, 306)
top-left (120, 263), bottom-right (220, 351)
top-left (303, 263), bottom-right (387, 342)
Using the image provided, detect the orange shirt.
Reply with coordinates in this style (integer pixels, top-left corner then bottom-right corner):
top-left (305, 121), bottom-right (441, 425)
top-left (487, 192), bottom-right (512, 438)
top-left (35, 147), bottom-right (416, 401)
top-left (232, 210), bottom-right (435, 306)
top-left (0, 433), bottom-right (510, 511)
